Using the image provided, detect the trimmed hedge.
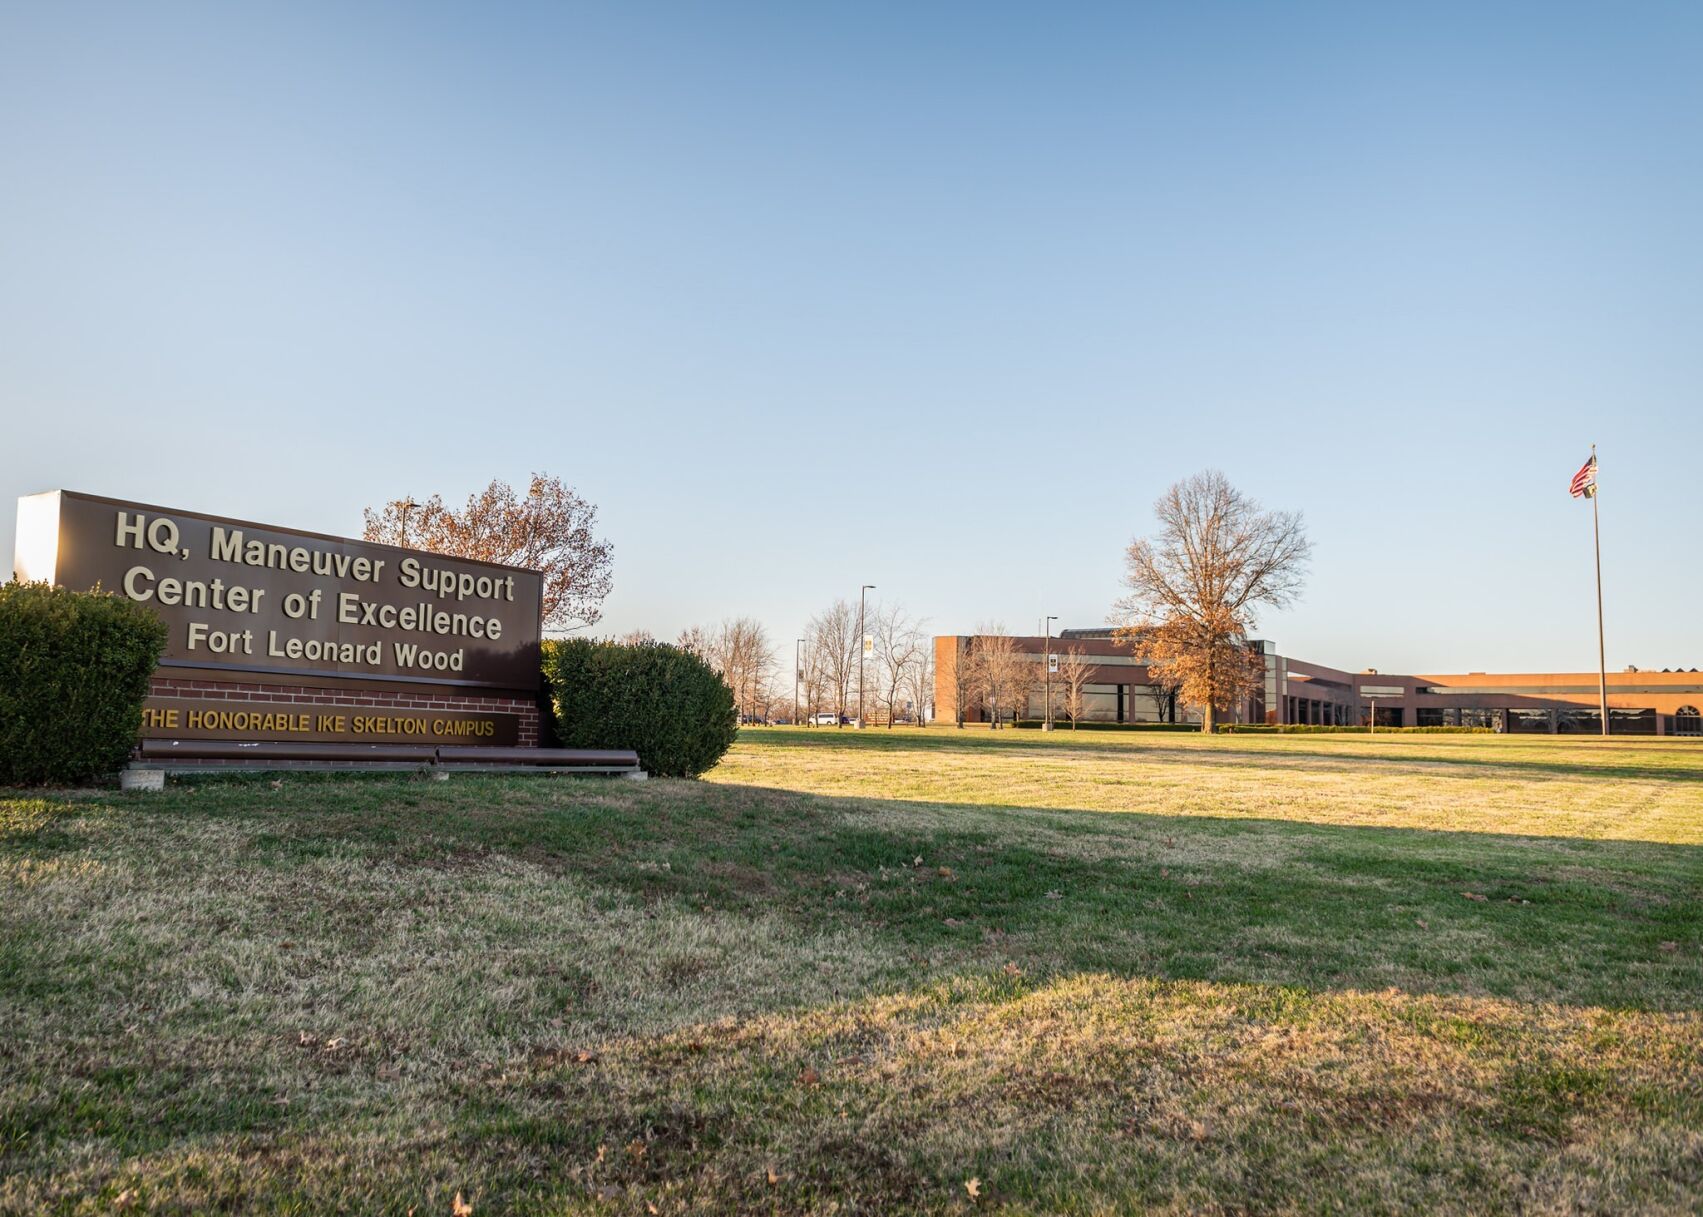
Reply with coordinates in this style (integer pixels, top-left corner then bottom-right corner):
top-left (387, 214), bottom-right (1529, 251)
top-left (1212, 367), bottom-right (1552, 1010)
top-left (542, 638), bottom-right (737, 778)
top-left (0, 581), bottom-right (168, 786)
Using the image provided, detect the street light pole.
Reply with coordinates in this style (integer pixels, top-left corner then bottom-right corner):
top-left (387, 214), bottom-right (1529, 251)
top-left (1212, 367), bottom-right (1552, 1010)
top-left (399, 498), bottom-right (419, 547)
top-left (857, 584), bottom-right (875, 728)
top-left (1043, 616), bottom-right (1058, 732)
top-left (795, 638), bottom-right (804, 727)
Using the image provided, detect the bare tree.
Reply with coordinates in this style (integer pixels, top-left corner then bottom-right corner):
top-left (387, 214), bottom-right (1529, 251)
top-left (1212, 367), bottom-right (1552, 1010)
top-left (906, 645), bottom-right (935, 727)
top-left (1146, 670), bottom-right (1182, 723)
top-left (1058, 645), bottom-right (1094, 728)
top-left (733, 618), bottom-right (779, 721)
top-left (799, 641), bottom-right (830, 725)
top-left (682, 618), bottom-right (776, 721)
top-left (365, 473), bottom-right (613, 632)
top-left (806, 600), bottom-right (858, 726)
top-left (760, 671), bottom-right (797, 724)
top-left (943, 636), bottom-right (981, 727)
top-left (872, 604), bottom-right (927, 728)
top-left (1117, 628), bottom-right (1182, 721)
top-left (676, 625), bottom-right (710, 659)
top-left (1113, 471), bottom-right (1309, 733)
top-left (974, 626), bottom-right (1034, 729)
top-left (1130, 643), bottom-right (1183, 723)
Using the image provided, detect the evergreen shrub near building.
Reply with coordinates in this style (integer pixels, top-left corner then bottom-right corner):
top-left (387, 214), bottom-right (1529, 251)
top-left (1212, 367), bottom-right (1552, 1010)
top-left (542, 638), bottom-right (737, 778)
top-left (0, 582), bottom-right (168, 786)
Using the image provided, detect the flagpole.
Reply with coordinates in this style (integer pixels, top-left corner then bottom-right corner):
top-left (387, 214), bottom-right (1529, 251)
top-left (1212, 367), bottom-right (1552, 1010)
top-left (1590, 444), bottom-right (1608, 737)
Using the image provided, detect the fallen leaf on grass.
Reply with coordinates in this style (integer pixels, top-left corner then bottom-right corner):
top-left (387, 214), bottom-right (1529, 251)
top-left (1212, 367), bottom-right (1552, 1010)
top-left (626, 1140), bottom-right (647, 1161)
top-left (943, 917), bottom-right (961, 927)
top-left (594, 1144), bottom-right (607, 1164)
top-left (798, 1067), bottom-right (821, 1087)
top-left (324, 1037), bottom-right (349, 1051)
top-left (1659, 941), bottom-right (1679, 952)
top-left (452, 1191), bottom-right (473, 1217)
top-left (1462, 892), bottom-right (1488, 902)
top-left (937, 866), bottom-right (954, 879)
top-left (766, 1168), bottom-right (781, 1186)
top-left (1003, 962), bottom-right (1023, 978)
top-left (965, 1177), bottom-right (982, 1200)
top-left (1044, 890), bottom-right (1063, 900)
top-left (575, 1049), bottom-right (597, 1064)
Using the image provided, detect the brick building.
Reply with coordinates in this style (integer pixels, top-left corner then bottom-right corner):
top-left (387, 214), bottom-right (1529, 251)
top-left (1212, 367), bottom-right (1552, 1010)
top-left (934, 629), bottom-right (1703, 736)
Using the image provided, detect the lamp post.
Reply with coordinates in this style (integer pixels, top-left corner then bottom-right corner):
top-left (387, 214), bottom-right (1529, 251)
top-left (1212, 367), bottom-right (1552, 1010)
top-left (1043, 616), bottom-right (1058, 731)
top-left (795, 638), bottom-right (805, 727)
top-left (398, 498), bottom-right (419, 547)
top-left (857, 584), bottom-right (875, 728)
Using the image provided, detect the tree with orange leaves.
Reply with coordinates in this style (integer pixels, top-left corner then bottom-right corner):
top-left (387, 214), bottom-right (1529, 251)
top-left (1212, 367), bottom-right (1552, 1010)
top-left (1114, 471), bottom-right (1309, 732)
top-left (364, 474), bottom-right (613, 633)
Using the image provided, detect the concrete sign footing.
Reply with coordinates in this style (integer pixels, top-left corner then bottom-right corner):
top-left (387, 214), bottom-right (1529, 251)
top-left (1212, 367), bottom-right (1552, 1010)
top-left (121, 769), bottom-right (166, 792)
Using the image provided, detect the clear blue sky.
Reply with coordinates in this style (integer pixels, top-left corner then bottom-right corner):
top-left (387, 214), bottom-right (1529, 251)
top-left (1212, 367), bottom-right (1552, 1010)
top-left (3, 2), bottom-right (1699, 674)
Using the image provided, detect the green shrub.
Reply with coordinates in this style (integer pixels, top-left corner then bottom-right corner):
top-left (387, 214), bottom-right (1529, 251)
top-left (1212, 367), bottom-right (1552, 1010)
top-left (542, 638), bottom-right (737, 778)
top-left (0, 582), bottom-right (168, 786)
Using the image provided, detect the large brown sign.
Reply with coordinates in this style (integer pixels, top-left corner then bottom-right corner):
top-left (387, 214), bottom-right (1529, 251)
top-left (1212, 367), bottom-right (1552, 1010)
top-left (140, 697), bottom-right (521, 745)
top-left (14, 490), bottom-right (542, 692)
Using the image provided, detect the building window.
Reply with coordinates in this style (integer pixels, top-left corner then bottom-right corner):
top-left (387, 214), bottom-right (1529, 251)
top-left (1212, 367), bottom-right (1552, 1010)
top-left (1508, 709), bottom-right (1552, 733)
top-left (1610, 709), bottom-right (1656, 736)
top-left (1454, 707), bottom-right (1502, 729)
top-left (1676, 706), bottom-right (1702, 736)
top-left (1416, 708), bottom-right (1445, 728)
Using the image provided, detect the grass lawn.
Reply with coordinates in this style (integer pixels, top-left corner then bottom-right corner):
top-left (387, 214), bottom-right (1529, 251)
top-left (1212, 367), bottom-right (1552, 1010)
top-left (2, 727), bottom-right (1701, 1214)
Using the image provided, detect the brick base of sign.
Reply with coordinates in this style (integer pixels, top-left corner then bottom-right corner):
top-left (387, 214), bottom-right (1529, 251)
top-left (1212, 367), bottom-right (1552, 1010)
top-left (146, 676), bottom-right (541, 747)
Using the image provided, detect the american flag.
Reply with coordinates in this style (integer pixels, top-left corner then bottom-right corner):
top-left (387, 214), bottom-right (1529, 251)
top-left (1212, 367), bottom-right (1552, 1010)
top-left (1569, 454), bottom-right (1597, 499)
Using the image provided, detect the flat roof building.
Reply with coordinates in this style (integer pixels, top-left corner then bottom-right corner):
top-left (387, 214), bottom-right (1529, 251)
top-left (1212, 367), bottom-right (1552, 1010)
top-left (933, 629), bottom-right (1703, 736)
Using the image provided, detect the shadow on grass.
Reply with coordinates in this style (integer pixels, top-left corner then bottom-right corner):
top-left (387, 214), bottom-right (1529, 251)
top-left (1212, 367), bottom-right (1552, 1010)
top-left (58, 770), bottom-right (1700, 1015)
top-left (747, 726), bottom-right (1703, 785)
top-left (3, 775), bottom-right (1702, 1214)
